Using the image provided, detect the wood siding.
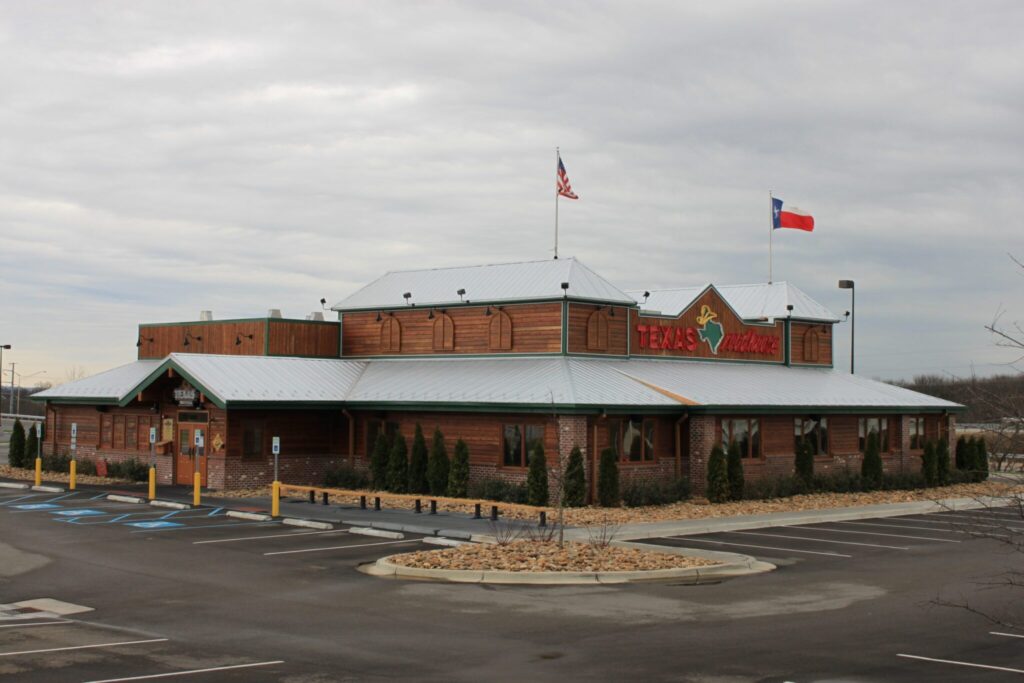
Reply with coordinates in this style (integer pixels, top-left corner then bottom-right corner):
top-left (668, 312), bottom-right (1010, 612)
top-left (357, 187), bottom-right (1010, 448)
top-left (632, 289), bottom-right (784, 363)
top-left (566, 303), bottom-right (630, 355)
top-left (225, 409), bottom-right (347, 460)
top-left (790, 322), bottom-right (833, 366)
top-left (138, 319), bottom-right (338, 359)
top-left (341, 303), bottom-right (563, 356)
top-left (267, 320), bottom-right (339, 357)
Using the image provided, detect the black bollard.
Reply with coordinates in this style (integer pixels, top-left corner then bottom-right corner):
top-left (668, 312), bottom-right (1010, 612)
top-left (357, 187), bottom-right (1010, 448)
top-left (490, 505), bottom-right (498, 522)
top-left (473, 503), bottom-right (482, 519)
top-left (429, 500), bottom-right (437, 515)
top-left (414, 499), bottom-right (422, 514)
top-left (308, 490), bottom-right (315, 504)
top-left (322, 492), bottom-right (329, 505)
top-left (374, 496), bottom-right (381, 511)
top-left (539, 511), bottom-right (547, 527)
top-left (360, 495), bottom-right (367, 510)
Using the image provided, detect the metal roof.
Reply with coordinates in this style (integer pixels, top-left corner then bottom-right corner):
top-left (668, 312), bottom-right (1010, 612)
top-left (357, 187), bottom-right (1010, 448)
top-left (35, 354), bottom-right (958, 411)
top-left (332, 258), bottom-right (635, 310)
top-left (630, 282), bottom-right (839, 322)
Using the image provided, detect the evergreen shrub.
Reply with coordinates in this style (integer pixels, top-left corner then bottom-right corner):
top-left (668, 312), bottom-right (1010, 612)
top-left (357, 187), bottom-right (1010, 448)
top-left (526, 442), bottom-right (549, 507)
top-left (861, 432), bottom-right (883, 489)
top-left (426, 427), bottom-right (450, 496)
top-left (447, 439), bottom-right (470, 498)
top-left (562, 446), bottom-right (586, 507)
top-left (408, 424), bottom-right (429, 494)
top-left (597, 448), bottom-right (619, 507)
top-left (706, 443), bottom-right (730, 503)
top-left (386, 434), bottom-right (409, 493)
top-left (726, 439), bottom-right (744, 501)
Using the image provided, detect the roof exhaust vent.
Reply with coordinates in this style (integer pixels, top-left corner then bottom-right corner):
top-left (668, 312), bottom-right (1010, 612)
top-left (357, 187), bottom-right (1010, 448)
top-left (199, 310), bottom-right (213, 321)
top-left (308, 311), bottom-right (325, 321)
top-left (268, 308), bottom-right (283, 319)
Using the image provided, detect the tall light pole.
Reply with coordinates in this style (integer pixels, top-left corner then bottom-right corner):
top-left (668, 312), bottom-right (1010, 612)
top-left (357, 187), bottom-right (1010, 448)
top-left (838, 280), bottom-right (855, 374)
top-left (0, 345), bottom-right (8, 427)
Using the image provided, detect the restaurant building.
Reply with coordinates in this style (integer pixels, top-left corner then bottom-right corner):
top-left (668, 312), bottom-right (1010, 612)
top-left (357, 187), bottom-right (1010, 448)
top-left (34, 258), bottom-right (960, 496)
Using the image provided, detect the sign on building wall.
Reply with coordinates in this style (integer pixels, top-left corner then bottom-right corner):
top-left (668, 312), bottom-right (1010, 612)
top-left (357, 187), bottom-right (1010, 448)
top-left (173, 382), bottom-right (198, 407)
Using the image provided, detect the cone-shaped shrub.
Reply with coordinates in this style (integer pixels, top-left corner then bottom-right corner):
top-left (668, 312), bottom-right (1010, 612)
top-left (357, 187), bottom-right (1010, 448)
top-left (426, 427), bottom-right (449, 496)
top-left (562, 446), bottom-right (586, 507)
top-left (386, 433), bottom-right (409, 493)
top-left (861, 431), bottom-right (883, 490)
top-left (369, 433), bottom-right (390, 490)
top-left (526, 442), bottom-right (549, 507)
top-left (24, 424), bottom-right (38, 468)
top-left (706, 443), bottom-right (730, 503)
top-left (936, 438), bottom-right (951, 486)
top-left (8, 419), bottom-right (25, 469)
top-left (447, 439), bottom-right (470, 498)
top-left (921, 440), bottom-right (938, 487)
top-left (726, 439), bottom-right (744, 501)
top-left (408, 424), bottom-right (429, 494)
top-left (795, 439), bottom-right (814, 489)
top-left (597, 447), bottom-right (619, 507)
top-left (955, 435), bottom-right (969, 470)
top-left (975, 436), bottom-right (989, 481)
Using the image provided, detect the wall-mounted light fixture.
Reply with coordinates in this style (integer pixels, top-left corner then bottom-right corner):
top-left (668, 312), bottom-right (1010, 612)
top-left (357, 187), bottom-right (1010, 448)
top-left (235, 334), bottom-right (254, 346)
top-left (136, 335), bottom-right (154, 348)
top-left (484, 306), bottom-right (492, 316)
top-left (376, 311), bottom-right (383, 322)
top-left (428, 309), bottom-right (435, 320)
top-left (183, 331), bottom-right (202, 348)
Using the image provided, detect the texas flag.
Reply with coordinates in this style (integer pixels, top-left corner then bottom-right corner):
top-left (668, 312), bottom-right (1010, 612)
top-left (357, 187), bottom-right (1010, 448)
top-left (772, 197), bottom-right (814, 232)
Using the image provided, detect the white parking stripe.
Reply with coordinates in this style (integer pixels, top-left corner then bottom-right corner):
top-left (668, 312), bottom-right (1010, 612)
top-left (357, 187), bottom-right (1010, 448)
top-left (82, 660), bottom-right (285, 682)
top-left (733, 530), bottom-right (909, 550)
top-left (835, 520), bottom-right (969, 534)
top-left (922, 512), bottom-right (1024, 529)
top-left (0, 637), bottom-right (167, 657)
top-left (667, 537), bottom-right (851, 558)
top-left (786, 525), bottom-right (960, 543)
top-left (991, 631), bottom-right (1024, 639)
top-left (194, 529), bottom-right (349, 544)
top-left (263, 539), bottom-right (417, 556)
top-left (0, 620), bottom-right (72, 629)
top-left (897, 653), bottom-right (1024, 674)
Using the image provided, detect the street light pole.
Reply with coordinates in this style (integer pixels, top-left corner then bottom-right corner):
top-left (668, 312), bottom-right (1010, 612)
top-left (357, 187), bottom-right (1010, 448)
top-left (838, 280), bottom-right (855, 374)
top-left (0, 345), bottom-right (8, 427)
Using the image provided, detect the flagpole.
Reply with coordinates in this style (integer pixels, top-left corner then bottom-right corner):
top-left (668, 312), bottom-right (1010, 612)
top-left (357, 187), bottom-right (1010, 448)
top-left (554, 147), bottom-right (560, 260)
top-left (768, 190), bottom-right (774, 283)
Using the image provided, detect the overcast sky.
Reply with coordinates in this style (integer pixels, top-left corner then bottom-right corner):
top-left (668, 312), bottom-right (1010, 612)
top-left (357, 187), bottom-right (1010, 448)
top-left (1, 1), bottom-right (1022, 389)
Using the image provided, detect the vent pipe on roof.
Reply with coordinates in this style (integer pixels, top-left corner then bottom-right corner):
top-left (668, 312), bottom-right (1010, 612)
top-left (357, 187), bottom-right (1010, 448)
top-left (199, 310), bottom-right (213, 321)
top-left (268, 308), bottom-right (282, 319)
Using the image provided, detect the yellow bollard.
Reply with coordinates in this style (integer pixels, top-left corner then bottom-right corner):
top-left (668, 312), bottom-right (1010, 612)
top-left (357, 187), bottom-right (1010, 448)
top-left (148, 466), bottom-right (156, 500)
top-left (34, 458), bottom-right (42, 487)
top-left (69, 460), bottom-right (76, 490)
top-left (193, 471), bottom-right (201, 507)
top-left (271, 480), bottom-right (281, 517)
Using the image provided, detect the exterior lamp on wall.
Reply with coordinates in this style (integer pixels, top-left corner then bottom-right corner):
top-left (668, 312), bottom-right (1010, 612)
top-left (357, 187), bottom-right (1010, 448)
top-left (183, 332), bottom-right (202, 348)
top-left (136, 335), bottom-right (153, 348)
top-left (375, 311), bottom-right (382, 322)
top-left (235, 334), bottom-right (254, 346)
top-left (484, 306), bottom-right (492, 316)
top-left (838, 280), bottom-right (855, 374)
top-left (428, 309), bottom-right (435, 320)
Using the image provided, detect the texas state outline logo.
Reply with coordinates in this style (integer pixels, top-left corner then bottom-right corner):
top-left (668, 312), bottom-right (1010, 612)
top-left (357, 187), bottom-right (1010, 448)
top-left (695, 305), bottom-right (724, 354)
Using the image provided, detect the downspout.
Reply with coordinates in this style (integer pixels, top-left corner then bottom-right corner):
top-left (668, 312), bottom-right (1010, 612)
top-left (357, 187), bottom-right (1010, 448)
top-left (784, 315), bottom-right (792, 366)
top-left (342, 409), bottom-right (355, 465)
top-left (675, 413), bottom-right (689, 479)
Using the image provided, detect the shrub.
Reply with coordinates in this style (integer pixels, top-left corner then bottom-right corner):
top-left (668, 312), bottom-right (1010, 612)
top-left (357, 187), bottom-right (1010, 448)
top-left (921, 440), bottom-right (938, 487)
top-left (742, 475), bottom-right (802, 501)
top-left (935, 438), bottom-right (951, 485)
top-left (76, 458), bottom-right (97, 476)
top-left (42, 452), bottom-right (70, 473)
top-left (974, 436), bottom-right (990, 481)
top-left (407, 424), bottom-right (429, 494)
top-left (470, 478), bottom-right (528, 504)
top-left (526, 442), bottom-right (549, 506)
top-left (447, 438), bottom-right (470, 498)
top-left (795, 439), bottom-right (814, 489)
top-left (8, 419), bottom-right (26, 469)
top-left (955, 435), bottom-right (969, 470)
top-left (706, 443), bottom-right (730, 503)
top-left (324, 464), bottom-right (369, 490)
top-left (426, 427), bottom-right (450, 496)
top-left (562, 446), bottom-right (586, 507)
top-left (24, 424), bottom-right (38, 466)
top-left (597, 448), bottom-right (619, 507)
top-left (880, 471), bottom-right (926, 491)
top-left (105, 458), bottom-right (148, 482)
top-left (369, 433), bottom-right (389, 490)
top-left (621, 477), bottom-right (690, 507)
top-left (861, 432), bottom-right (883, 489)
top-left (386, 434), bottom-right (409, 493)
top-left (726, 439), bottom-right (744, 501)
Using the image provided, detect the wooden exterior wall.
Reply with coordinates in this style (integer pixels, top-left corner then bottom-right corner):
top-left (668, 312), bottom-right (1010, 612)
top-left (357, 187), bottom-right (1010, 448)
top-left (631, 289), bottom-right (785, 363)
top-left (566, 303), bottom-right (630, 355)
top-left (340, 303), bottom-right (563, 356)
top-left (790, 322), bottom-right (834, 366)
top-left (137, 319), bottom-right (339, 359)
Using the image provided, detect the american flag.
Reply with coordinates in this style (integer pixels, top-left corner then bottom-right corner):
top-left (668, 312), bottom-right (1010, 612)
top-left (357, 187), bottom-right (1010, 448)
top-left (557, 156), bottom-right (578, 200)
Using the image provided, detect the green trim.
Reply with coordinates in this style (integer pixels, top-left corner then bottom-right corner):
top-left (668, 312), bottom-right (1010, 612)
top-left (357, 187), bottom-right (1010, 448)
top-left (30, 397), bottom-right (119, 405)
top-left (265, 352), bottom-right (340, 359)
top-left (688, 405), bottom-right (964, 416)
top-left (139, 317), bottom-right (339, 328)
top-left (560, 299), bottom-right (568, 355)
top-left (263, 320), bottom-right (270, 355)
top-left (333, 296), bottom-right (637, 315)
top-left (342, 401), bottom-right (682, 415)
top-left (338, 312), bottom-right (344, 357)
top-left (784, 318), bottom-right (792, 367)
top-left (118, 360), bottom-right (228, 410)
top-left (628, 354), bottom-right (785, 367)
top-left (338, 351), bottom-right (566, 360)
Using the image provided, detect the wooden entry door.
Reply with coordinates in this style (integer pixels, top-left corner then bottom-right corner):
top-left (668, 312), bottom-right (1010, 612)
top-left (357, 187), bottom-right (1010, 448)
top-left (175, 413), bottom-right (209, 486)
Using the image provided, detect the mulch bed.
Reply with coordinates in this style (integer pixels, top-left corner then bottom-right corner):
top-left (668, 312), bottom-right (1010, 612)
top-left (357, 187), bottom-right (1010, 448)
top-left (389, 540), bottom-right (721, 573)
top-left (0, 464), bottom-right (137, 487)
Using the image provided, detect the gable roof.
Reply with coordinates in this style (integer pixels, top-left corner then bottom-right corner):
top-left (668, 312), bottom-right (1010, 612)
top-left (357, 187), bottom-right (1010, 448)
top-left (630, 281), bottom-right (839, 322)
top-left (31, 359), bottom-right (164, 403)
top-left (332, 258), bottom-right (635, 310)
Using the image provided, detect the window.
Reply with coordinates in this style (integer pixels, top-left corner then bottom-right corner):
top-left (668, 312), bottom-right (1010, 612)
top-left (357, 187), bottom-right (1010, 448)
top-left (909, 417), bottom-right (925, 450)
top-left (608, 418), bottom-right (657, 462)
top-left (113, 415), bottom-right (125, 449)
top-left (432, 312), bottom-right (455, 351)
top-left (794, 417), bottom-right (829, 456)
top-left (858, 417), bottom-right (890, 453)
top-left (242, 422), bottom-right (264, 460)
top-left (126, 417), bottom-right (138, 451)
top-left (380, 317), bottom-right (401, 353)
top-left (366, 419), bottom-right (400, 455)
top-left (100, 414), bottom-right (113, 448)
top-left (488, 310), bottom-right (513, 351)
top-left (722, 418), bottom-right (761, 459)
top-left (502, 423), bottom-right (545, 467)
top-left (803, 328), bottom-right (820, 362)
top-left (586, 310), bottom-right (609, 352)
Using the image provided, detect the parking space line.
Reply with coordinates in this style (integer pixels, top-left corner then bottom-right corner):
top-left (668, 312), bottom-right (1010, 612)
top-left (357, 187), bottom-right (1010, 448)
top-left (897, 653), bottom-right (1024, 674)
top-left (263, 539), bottom-right (417, 556)
top-left (991, 631), bottom-right (1024, 639)
top-left (835, 520), bottom-right (969, 534)
top-left (193, 529), bottom-right (349, 544)
top-left (82, 659), bottom-right (286, 682)
top-left (0, 620), bottom-right (72, 629)
top-left (129, 521), bottom-right (278, 534)
top-left (0, 637), bottom-right (167, 657)
top-left (786, 525), bottom-right (960, 543)
top-left (922, 512), bottom-right (1024, 529)
top-left (0, 494), bottom-right (42, 506)
top-left (733, 530), bottom-right (909, 550)
top-left (666, 537), bottom-right (852, 558)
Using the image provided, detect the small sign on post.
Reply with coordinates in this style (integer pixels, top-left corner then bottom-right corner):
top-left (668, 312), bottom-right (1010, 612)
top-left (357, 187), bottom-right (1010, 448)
top-left (70, 422), bottom-right (77, 455)
top-left (272, 436), bottom-right (281, 481)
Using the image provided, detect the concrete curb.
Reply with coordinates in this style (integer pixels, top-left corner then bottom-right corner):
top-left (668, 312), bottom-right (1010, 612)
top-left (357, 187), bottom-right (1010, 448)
top-left (31, 485), bottom-right (64, 493)
top-left (227, 510), bottom-right (273, 522)
top-left (361, 549), bottom-right (772, 584)
top-left (107, 494), bottom-right (145, 504)
top-left (0, 482), bottom-right (30, 490)
top-left (150, 499), bottom-right (190, 510)
top-left (350, 527), bottom-right (404, 539)
top-left (423, 537), bottom-right (470, 548)
top-left (283, 518), bottom-right (333, 530)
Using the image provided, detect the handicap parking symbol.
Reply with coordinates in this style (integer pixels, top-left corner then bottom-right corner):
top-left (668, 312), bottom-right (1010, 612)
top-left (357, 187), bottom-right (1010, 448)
top-left (53, 509), bottom-right (106, 517)
top-left (13, 503), bottom-right (61, 510)
top-left (126, 521), bottom-right (184, 529)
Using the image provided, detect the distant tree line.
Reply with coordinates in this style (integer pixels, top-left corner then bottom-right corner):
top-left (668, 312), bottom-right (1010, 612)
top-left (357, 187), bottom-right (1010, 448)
top-left (891, 373), bottom-right (1024, 423)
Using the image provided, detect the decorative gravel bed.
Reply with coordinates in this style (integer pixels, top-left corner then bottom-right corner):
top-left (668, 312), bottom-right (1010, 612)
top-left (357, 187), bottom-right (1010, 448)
top-left (389, 540), bottom-right (721, 573)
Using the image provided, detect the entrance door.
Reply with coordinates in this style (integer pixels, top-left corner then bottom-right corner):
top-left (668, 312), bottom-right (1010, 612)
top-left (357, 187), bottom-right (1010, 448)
top-left (175, 416), bottom-right (208, 486)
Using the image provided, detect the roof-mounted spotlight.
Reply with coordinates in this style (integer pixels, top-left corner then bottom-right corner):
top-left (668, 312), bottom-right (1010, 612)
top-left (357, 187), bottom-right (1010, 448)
top-left (642, 291), bottom-right (650, 303)
top-left (560, 282), bottom-right (569, 299)
top-left (403, 292), bottom-right (412, 306)
top-left (320, 297), bottom-right (328, 310)
top-left (457, 288), bottom-right (466, 302)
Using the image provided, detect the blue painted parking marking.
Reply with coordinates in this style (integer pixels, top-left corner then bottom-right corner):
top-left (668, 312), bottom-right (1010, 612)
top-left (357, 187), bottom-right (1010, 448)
top-left (126, 521), bottom-right (185, 529)
top-left (12, 503), bottom-right (62, 511)
top-left (52, 509), bottom-right (106, 517)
